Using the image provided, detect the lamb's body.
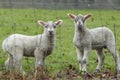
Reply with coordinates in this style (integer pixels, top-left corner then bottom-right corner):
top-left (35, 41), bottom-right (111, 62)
top-left (2, 34), bottom-right (54, 57)
top-left (91, 27), bottom-right (115, 49)
top-left (91, 27), bottom-right (108, 49)
top-left (74, 27), bottom-right (114, 50)
top-left (68, 13), bottom-right (120, 77)
top-left (2, 20), bottom-right (63, 74)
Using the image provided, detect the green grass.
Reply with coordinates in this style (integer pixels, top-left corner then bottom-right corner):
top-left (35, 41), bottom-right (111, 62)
top-left (0, 9), bottom-right (120, 75)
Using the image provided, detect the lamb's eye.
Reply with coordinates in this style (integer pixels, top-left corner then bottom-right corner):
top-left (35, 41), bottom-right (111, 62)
top-left (45, 25), bottom-right (48, 28)
top-left (75, 19), bottom-right (77, 23)
top-left (75, 17), bottom-right (79, 23)
top-left (53, 25), bottom-right (56, 28)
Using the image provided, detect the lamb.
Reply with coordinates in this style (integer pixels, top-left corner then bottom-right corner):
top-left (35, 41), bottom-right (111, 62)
top-left (2, 20), bottom-right (63, 74)
top-left (68, 13), bottom-right (120, 75)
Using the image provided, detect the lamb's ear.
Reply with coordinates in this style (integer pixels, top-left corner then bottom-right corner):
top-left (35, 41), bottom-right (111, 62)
top-left (67, 13), bottom-right (76, 20)
top-left (84, 14), bottom-right (92, 20)
top-left (55, 20), bottom-right (63, 26)
top-left (38, 20), bottom-right (46, 26)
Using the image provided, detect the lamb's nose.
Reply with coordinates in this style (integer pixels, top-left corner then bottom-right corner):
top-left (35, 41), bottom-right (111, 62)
top-left (77, 21), bottom-right (80, 25)
top-left (49, 31), bottom-right (53, 35)
top-left (77, 21), bottom-right (82, 26)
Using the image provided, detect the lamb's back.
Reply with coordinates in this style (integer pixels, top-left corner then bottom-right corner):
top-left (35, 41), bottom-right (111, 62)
top-left (90, 27), bottom-right (114, 49)
top-left (2, 34), bottom-right (37, 56)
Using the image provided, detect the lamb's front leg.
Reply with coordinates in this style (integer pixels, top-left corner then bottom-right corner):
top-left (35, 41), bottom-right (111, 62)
top-left (76, 48), bottom-right (83, 71)
top-left (34, 51), bottom-right (45, 69)
top-left (34, 49), bottom-right (45, 78)
top-left (82, 47), bottom-right (91, 73)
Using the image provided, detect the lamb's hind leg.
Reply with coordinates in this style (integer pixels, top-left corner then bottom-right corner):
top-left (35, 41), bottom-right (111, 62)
top-left (5, 54), bottom-right (13, 72)
top-left (11, 48), bottom-right (25, 74)
top-left (13, 54), bottom-right (24, 74)
top-left (107, 44), bottom-right (120, 76)
top-left (96, 49), bottom-right (105, 73)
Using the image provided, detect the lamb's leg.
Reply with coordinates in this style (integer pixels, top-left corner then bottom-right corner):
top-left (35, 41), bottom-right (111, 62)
top-left (96, 49), bottom-right (105, 73)
top-left (35, 54), bottom-right (45, 69)
top-left (34, 49), bottom-right (45, 78)
top-left (82, 47), bottom-right (91, 73)
top-left (34, 49), bottom-right (45, 69)
top-left (76, 48), bottom-right (83, 71)
top-left (13, 56), bottom-right (23, 74)
top-left (5, 55), bottom-right (13, 72)
top-left (12, 48), bottom-right (24, 74)
top-left (107, 44), bottom-right (120, 77)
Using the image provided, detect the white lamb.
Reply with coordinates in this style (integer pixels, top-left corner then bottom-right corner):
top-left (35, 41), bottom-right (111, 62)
top-left (2, 20), bottom-right (63, 74)
top-left (68, 13), bottom-right (120, 75)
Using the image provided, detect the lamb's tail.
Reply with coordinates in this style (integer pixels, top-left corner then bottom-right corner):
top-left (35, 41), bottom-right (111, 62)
top-left (2, 39), bottom-right (9, 54)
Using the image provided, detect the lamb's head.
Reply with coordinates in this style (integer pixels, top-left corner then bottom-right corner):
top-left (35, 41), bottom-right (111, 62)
top-left (38, 20), bottom-right (63, 36)
top-left (68, 13), bottom-right (92, 30)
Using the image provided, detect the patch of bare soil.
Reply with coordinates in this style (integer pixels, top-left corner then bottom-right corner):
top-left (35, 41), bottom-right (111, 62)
top-left (0, 64), bottom-right (118, 80)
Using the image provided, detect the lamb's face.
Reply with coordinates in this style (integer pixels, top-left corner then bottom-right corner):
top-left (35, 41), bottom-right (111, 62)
top-left (68, 13), bottom-right (92, 29)
top-left (74, 15), bottom-right (85, 28)
top-left (38, 20), bottom-right (63, 36)
top-left (44, 21), bottom-right (56, 36)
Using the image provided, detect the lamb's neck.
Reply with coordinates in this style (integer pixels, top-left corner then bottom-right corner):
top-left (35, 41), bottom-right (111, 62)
top-left (44, 34), bottom-right (56, 45)
top-left (75, 26), bottom-right (87, 37)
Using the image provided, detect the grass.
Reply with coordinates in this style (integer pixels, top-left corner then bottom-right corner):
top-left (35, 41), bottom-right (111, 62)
top-left (0, 8), bottom-right (120, 78)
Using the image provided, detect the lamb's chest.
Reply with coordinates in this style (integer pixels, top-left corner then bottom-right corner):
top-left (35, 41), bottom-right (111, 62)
top-left (73, 36), bottom-right (91, 49)
top-left (73, 38), bottom-right (84, 48)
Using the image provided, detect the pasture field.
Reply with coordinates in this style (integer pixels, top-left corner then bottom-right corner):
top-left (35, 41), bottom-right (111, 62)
top-left (0, 9), bottom-right (120, 79)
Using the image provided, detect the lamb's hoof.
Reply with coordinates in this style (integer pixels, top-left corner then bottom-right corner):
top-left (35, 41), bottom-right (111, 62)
top-left (22, 71), bottom-right (26, 76)
top-left (94, 69), bottom-right (100, 74)
top-left (117, 73), bottom-right (120, 79)
top-left (96, 69), bottom-right (100, 73)
top-left (82, 71), bottom-right (87, 75)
